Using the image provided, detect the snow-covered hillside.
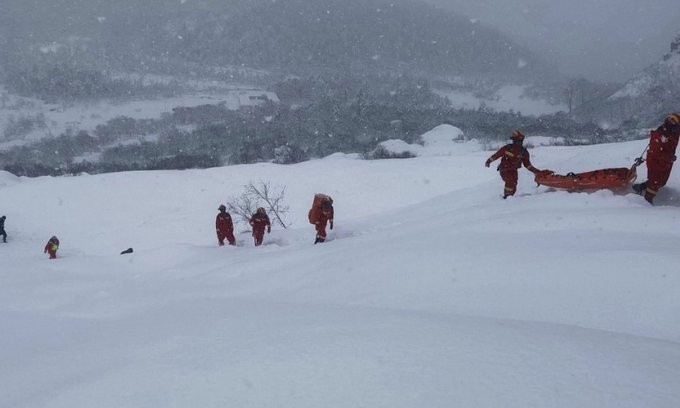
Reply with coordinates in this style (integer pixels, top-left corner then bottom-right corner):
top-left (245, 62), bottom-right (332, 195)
top-left (0, 80), bottom-right (562, 152)
top-left (577, 36), bottom-right (680, 127)
top-left (1, 126), bottom-right (679, 408)
top-left (0, 85), bottom-right (277, 148)
top-left (435, 84), bottom-right (566, 116)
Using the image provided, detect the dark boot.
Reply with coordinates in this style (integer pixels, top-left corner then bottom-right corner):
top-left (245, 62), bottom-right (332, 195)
top-left (632, 182), bottom-right (647, 195)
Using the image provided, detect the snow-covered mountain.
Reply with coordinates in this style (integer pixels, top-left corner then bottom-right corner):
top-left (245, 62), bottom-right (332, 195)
top-left (575, 31), bottom-right (680, 127)
top-left (2, 125), bottom-right (679, 407)
top-left (421, 0), bottom-right (680, 82)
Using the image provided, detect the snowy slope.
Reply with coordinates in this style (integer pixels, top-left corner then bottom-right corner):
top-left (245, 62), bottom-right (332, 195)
top-left (611, 52), bottom-right (680, 100)
top-left (435, 84), bottom-right (566, 116)
top-left (577, 48), bottom-right (680, 127)
top-left (1, 128), bottom-right (679, 408)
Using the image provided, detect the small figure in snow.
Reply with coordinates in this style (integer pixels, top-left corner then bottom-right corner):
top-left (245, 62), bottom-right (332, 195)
top-left (44, 236), bottom-right (60, 259)
top-left (0, 215), bottom-right (7, 243)
top-left (314, 202), bottom-right (334, 244)
top-left (308, 194), bottom-right (334, 244)
top-left (249, 207), bottom-right (271, 246)
top-left (485, 130), bottom-right (544, 199)
top-left (216, 204), bottom-right (236, 246)
top-left (632, 113), bottom-right (680, 204)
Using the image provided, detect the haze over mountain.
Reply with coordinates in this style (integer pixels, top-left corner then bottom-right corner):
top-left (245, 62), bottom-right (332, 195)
top-left (0, 0), bottom-right (556, 82)
top-left (422, 0), bottom-right (680, 82)
top-left (573, 34), bottom-right (680, 127)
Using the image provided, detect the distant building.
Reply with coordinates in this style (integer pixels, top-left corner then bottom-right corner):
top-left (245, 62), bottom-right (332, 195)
top-left (236, 91), bottom-right (279, 108)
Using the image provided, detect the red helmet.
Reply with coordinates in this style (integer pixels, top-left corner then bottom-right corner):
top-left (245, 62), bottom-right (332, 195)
top-left (511, 130), bottom-right (525, 142)
top-left (666, 113), bottom-right (680, 125)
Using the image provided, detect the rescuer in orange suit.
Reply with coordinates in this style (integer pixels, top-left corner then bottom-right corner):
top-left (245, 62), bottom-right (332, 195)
top-left (485, 130), bottom-right (544, 198)
top-left (215, 204), bottom-right (236, 246)
top-left (249, 207), bottom-right (271, 246)
top-left (313, 201), bottom-right (334, 244)
top-left (633, 113), bottom-right (680, 204)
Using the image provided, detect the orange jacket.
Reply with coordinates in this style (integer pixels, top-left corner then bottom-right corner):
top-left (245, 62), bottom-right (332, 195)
top-left (309, 205), bottom-right (334, 224)
top-left (647, 124), bottom-right (680, 168)
top-left (487, 143), bottom-right (539, 173)
top-left (249, 211), bottom-right (271, 234)
top-left (216, 211), bottom-right (234, 234)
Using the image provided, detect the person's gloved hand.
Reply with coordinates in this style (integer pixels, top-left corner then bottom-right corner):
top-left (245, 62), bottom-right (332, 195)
top-left (329, 220), bottom-right (334, 230)
top-left (485, 160), bottom-right (491, 168)
top-left (267, 226), bottom-right (271, 233)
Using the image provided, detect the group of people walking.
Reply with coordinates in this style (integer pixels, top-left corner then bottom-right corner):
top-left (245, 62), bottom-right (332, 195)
top-left (215, 205), bottom-right (273, 247)
top-left (215, 205), bottom-right (275, 247)
top-left (485, 113), bottom-right (680, 204)
top-left (1, 215), bottom-right (60, 259)
top-left (1, 196), bottom-right (335, 260)
top-left (215, 194), bottom-right (335, 247)
top-left (4, 114), bottom-right (678, 259)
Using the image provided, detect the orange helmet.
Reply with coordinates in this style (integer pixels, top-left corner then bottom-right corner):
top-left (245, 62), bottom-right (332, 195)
top-left (511, 130), bottom-right (525, 142)
top-left (666, 113), bottom-right (680, 125)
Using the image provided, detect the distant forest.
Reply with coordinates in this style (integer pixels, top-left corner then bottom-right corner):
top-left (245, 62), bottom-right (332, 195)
top-left (0, 73), bottom-right (637, 177)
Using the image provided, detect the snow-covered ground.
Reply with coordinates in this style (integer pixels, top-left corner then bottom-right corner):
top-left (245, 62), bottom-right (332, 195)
top-left (1, 125), bottom-right (679, 408)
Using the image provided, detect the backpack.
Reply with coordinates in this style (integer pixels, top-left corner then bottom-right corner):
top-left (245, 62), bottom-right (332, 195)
top-left (308, 193), bottom-right (333, 224)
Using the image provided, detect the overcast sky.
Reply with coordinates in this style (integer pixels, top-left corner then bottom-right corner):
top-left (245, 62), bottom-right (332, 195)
top-left (423, 0), bottom-right (680, 82)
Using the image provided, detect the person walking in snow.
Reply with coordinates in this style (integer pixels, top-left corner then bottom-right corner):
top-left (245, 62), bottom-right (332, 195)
top-left (632, 113), bottom-right (680, 204)
top-left (0, 215), bottom-right (7, 243)
top-left (216, 204), bottom-right (236, 246)
top-left (485, 130), bottom-right (544, 199)
top-left (313, 200), bottom-right (334, 244)
top-left (249, 207), bottom-right (271, 246)
top-left (44, 235), bottom-right (59, 259)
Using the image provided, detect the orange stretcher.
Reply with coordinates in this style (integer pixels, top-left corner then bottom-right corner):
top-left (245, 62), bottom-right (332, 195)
top-left (535, 160), bottom-right (642, 191)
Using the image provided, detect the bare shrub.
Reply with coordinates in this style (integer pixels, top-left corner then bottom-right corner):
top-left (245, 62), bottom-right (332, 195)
top-left (227, 181), bottom-right (289, 229)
